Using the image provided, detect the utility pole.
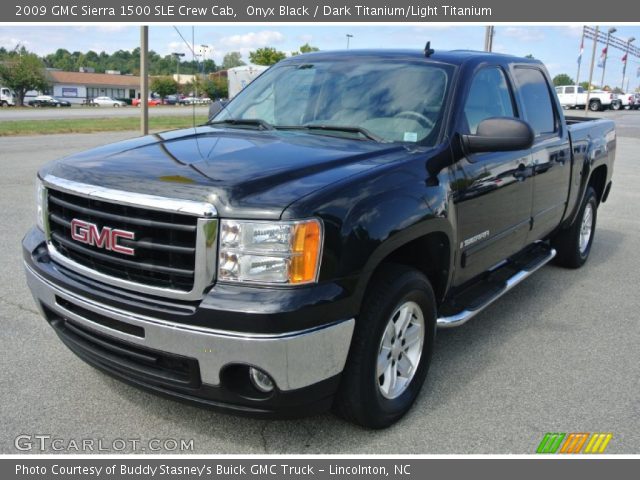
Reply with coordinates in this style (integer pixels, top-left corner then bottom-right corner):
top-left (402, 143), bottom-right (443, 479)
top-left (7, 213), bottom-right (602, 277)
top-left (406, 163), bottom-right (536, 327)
top-left (484, 26), bottom-right (494, 52)
top-left (346, 34), bottom-right (353, 49)
top-left (584, 26), bottom-right (599, 114)
top-left (140, 26), bottom-right (149, 135)
top-left (621, 37), bottom-right (636, 92)
top-left (600, 27), bottom-right (616, 88)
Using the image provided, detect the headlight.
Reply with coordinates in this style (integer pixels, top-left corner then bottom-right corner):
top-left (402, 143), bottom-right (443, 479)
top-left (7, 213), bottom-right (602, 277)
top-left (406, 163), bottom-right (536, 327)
top-left (218, 219), bottom-right (322, 285)
top-left (35, 176), bottom-right (46, 231)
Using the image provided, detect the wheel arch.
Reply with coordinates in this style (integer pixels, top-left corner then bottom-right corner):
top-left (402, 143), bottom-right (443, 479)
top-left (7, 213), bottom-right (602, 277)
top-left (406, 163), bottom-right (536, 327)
top-left (356, 221), bottom-right (454, 308)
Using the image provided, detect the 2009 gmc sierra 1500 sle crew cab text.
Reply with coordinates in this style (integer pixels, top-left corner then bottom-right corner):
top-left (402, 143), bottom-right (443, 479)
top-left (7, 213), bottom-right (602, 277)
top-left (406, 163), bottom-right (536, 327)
top-left (23, 49), bottom-right (615, 428)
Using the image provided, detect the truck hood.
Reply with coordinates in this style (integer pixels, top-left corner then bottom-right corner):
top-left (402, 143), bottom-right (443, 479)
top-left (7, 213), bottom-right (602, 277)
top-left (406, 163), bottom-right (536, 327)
top-left (42, 126), bottom-right (408, 219)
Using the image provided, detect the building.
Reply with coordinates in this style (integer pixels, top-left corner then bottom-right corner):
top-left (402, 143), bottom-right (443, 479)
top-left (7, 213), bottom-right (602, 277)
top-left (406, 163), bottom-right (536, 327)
top-left (27, 70), bottom-right (141, 104)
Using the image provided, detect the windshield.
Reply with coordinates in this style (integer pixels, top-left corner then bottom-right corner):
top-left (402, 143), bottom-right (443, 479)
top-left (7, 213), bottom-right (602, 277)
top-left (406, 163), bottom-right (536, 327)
top-left (212, 59), bottom-right (453, 145)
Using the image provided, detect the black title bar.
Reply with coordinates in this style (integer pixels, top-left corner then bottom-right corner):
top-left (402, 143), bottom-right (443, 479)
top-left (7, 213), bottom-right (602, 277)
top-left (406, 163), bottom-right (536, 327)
top-left (5, 0), bottom-right (637, 22)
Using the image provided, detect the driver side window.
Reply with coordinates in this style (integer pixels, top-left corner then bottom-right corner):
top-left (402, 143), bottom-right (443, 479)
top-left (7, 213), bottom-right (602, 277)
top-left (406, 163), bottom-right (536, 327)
top-left (463, 67), bottom-right (516, 134)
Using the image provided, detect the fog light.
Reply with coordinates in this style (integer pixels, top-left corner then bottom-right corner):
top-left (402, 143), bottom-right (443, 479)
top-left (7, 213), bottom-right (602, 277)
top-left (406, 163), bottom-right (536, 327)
top-left (249, 367), bottom-right (274, 393)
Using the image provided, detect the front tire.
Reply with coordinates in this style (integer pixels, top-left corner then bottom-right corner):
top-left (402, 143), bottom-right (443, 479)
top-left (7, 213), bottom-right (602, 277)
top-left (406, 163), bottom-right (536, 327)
top-left (589, 100), bottom-right (602, 112)
top-left (553, 187), bottom-right (598, 268)
top-left (334, 264), bottom-right (436, 428)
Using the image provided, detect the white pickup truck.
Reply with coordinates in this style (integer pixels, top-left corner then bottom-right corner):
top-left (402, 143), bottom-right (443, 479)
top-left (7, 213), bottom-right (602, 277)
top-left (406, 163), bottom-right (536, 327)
top-left (555, 85), bottom-right (613, 111)
top-left (612, 92), bottom-right (635, 110)
top-left (1, 86), bottom-right (16, 107)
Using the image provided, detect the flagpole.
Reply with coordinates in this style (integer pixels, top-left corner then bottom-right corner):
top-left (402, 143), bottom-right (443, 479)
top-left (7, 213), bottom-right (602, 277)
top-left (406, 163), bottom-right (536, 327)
top-left (576, 26), bottom-right (585, 87)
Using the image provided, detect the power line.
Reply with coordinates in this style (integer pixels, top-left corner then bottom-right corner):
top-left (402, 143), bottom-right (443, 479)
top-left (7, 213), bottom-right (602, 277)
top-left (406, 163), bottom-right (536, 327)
top-left (172, 26), bottom-right (196, 57)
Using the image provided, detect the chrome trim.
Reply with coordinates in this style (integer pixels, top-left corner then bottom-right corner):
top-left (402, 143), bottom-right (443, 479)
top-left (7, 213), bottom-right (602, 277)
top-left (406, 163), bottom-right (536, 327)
top-left (25, 262), bottom-right (354, 390)
top-left (42, 175), bottom-right (216, 217)
top-left (437, 248), bottom-right (556, 328)
top-left (42, 175), bottom-right (218, 301)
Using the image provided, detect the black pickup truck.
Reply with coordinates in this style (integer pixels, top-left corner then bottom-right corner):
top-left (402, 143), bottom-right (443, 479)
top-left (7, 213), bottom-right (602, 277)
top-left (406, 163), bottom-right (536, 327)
top-left (23, 49), bottom-right (615, 428)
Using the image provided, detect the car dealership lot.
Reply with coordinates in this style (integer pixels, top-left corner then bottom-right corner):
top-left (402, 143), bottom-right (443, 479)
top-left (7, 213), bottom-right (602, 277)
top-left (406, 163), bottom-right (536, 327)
top-left (0, 112), bottom-right (639, 454)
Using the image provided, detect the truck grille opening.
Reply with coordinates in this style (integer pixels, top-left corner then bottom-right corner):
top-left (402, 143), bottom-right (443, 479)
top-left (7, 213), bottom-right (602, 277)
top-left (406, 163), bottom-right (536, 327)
top-left (47, 189), bottom-right (199, 292)
top-left (47, 311), bottom-right (201, 390)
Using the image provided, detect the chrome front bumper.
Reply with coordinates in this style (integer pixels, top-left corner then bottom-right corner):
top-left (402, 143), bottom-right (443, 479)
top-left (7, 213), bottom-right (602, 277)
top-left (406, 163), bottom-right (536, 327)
top-left (25, 262), bottom-right (354, 392)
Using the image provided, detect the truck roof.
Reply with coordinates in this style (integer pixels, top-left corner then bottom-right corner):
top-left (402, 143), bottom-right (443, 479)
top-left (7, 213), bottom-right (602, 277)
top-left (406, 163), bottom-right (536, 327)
top-left (280, 49), bottom-right (543, 67)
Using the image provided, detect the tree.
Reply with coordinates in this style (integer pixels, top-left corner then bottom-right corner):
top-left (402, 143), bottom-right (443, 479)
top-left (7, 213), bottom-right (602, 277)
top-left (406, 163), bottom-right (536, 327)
top-left (150, 76), bottom-right (179, 99)
top-left (524, 54), bottom-right (534, 59)
top-left (291, 43), bottom-right (320, 56)
top-left (202, 77), bottom-right (228, 99)
top-left (0, 50), bottom-right (49, 106)
top-left (300, 43), bottom-right (319, 53)
top-left (553, 73), bottom-right (574, 86)
top-left (249, 47), bottom-right (286, 66)
top-left (580, 81), bottom-right (594, 90)
top-left (222, 51), bottom-right (245, 70)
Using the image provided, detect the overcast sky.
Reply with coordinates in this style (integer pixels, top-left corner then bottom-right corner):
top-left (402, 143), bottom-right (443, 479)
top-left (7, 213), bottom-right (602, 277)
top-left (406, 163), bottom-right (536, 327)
top-left (2, 25), bottom-right (639, 90)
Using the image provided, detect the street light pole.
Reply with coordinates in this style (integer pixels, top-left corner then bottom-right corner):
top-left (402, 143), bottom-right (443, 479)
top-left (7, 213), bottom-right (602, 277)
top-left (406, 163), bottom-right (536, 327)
top-left (584, 26), bottom-right (599, 114)
top-left (600, 27), bottom-right (616, 88)
top-left (346, 34), bottom-right (353, 49)
top-left (172, 52), bottom-right (185, 99)
top-left (621, 37), bottom-right (635, 92)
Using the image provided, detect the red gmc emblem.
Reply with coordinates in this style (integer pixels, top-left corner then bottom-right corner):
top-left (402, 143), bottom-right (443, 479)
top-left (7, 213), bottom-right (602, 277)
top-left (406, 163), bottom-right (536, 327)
top-left (70, 218), bottom-right (135, 256)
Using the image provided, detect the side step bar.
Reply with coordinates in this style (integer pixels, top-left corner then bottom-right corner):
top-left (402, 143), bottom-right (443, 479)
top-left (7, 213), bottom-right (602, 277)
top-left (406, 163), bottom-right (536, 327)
top-left (437, 247), bottom-right (556, 328)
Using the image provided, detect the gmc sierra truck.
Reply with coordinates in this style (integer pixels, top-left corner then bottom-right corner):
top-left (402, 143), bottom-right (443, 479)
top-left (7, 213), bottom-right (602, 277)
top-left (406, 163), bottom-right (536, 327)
top-left (23, 49), bottom-right (615, 428)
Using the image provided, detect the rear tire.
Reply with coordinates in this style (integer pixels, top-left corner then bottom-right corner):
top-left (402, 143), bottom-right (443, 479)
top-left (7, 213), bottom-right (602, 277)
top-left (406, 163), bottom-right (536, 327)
top-left (611, 101), bottom-right (621, 111)
top-left (334, 264), bottom-right (436, 428)
top-left (552, 187), bottom-right (598, 268)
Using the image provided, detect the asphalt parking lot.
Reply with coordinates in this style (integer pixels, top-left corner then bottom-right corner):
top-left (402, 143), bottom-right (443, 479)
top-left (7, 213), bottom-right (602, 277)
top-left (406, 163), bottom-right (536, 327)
top-left (0, 111), bottom-right (638, 454)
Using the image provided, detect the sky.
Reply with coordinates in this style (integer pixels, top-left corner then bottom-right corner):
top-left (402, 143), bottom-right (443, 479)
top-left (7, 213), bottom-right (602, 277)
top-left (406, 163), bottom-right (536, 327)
top-left (1, 25), bottom-right (639, 90)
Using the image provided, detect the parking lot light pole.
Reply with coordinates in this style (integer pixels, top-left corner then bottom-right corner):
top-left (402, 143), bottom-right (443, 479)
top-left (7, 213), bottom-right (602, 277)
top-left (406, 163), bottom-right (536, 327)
top-left (600, 27), bottom-right (616, 88)
top-left (621, 37), bottom-right (635, 92)
top-left (584, 25), bottom-right (599, 114)
top-left (346, 34), bottom-right (353, 49)
top-left (172, 52), bottom-right (185, 98)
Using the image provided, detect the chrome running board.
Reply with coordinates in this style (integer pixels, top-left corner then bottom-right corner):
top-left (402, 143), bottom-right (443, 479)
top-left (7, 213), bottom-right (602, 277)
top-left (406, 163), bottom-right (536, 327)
top-left (437, 248), bottom-right (556, 328)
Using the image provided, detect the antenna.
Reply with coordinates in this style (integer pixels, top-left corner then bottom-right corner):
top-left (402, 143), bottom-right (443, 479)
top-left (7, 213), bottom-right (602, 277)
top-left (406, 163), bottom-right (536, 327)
top-left (424, 42), bottom-right (435, 57)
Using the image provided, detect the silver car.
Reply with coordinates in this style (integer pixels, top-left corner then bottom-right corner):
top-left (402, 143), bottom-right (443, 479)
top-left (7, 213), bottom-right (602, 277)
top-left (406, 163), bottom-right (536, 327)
top-left (90, 96), bottom-right (126, 107)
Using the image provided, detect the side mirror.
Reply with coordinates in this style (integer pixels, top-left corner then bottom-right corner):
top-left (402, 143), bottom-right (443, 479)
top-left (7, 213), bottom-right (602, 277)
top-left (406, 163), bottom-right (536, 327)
top-left (462, 117), bottom-right (534, 153)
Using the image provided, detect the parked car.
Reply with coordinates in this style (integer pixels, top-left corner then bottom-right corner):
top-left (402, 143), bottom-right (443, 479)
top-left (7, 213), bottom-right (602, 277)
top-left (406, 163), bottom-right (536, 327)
top-left (27, 95), bottom-right (71, 108)
top-left (24, 50), bottom-right (615, 428)
top-left (132, 97), bottom-right (162, 107)
top-left (555, 85), bottom-right (613, 111)
top-left (611, 93), bottom-right (635, 110)
top-left (90, 96), bottom-right (126, 107)
top-left (179, 96), bottom-right (211, 105)
top-left (634, 93), bottom-right (640, 110)
top-left (162, 95), bottom-right (180, 105)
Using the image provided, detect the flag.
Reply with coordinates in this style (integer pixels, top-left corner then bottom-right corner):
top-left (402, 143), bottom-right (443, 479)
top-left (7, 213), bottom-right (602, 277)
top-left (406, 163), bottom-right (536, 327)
top-left (577, 40), bottom-right (584, 65)
top-left (597, 47), bottom-right (607, 68)
top-left (621, 53), bottom-right (628, 63)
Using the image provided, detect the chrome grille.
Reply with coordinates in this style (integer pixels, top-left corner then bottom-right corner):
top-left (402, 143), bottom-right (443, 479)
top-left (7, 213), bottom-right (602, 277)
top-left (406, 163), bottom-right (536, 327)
top-left (43, 175), bottom-right (217, 300)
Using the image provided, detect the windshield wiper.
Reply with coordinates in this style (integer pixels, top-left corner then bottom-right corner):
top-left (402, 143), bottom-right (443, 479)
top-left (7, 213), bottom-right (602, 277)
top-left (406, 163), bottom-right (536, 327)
top-left (208, 118), bottom-right (275, 130)
top-left (279, 124), bottom-right (385, 142)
